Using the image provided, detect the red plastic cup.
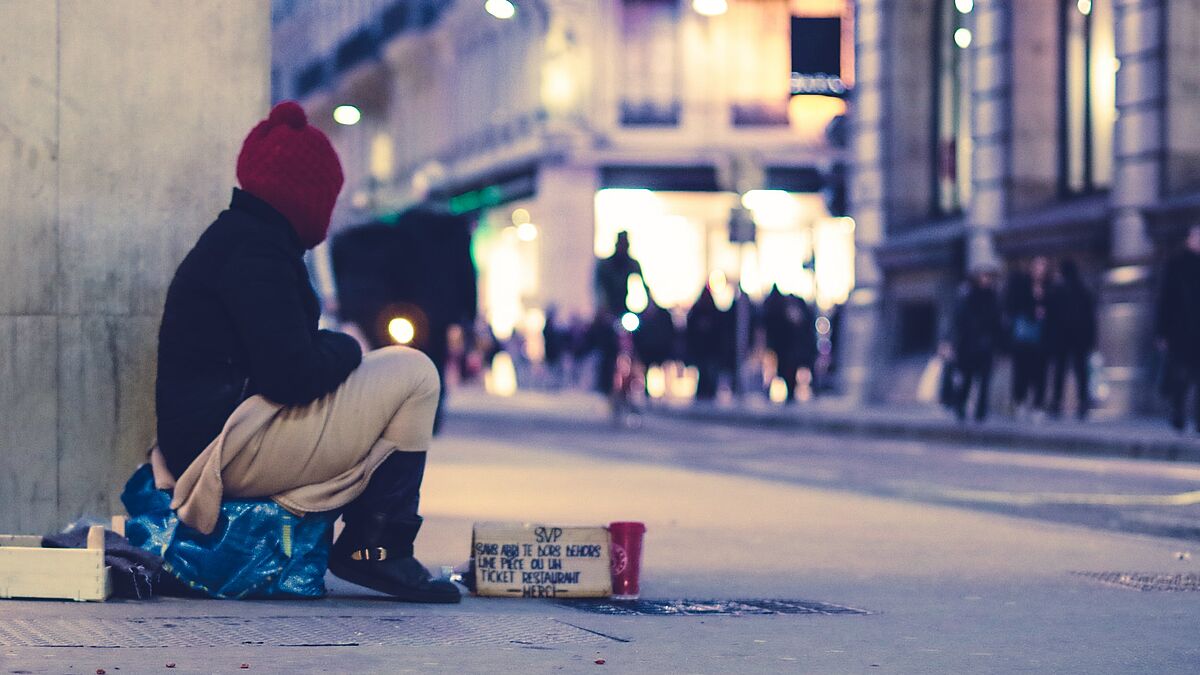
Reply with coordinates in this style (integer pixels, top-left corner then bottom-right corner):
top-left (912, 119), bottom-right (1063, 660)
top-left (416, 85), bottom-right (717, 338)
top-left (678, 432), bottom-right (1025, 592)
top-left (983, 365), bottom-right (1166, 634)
top-left (608, 521), bottom-right (647, 600)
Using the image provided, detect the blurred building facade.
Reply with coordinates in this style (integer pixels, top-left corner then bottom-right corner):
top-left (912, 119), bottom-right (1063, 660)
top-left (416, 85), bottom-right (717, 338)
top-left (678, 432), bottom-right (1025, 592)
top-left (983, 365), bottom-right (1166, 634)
top-left (272, 0), bottom-right (854, 342)
top-left (845, 0), bottom-right (1198, 415)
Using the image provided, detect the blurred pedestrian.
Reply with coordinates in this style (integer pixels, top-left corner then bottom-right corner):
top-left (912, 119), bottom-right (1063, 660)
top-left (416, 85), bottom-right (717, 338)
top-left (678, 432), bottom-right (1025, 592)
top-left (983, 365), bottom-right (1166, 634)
top-left (593, 231), bottom-right (646, 394)
top-left (1155, 224), bottom-right (1200, 432)
top-left (686, 287), bottom-right (724, 401)
top-left (1046, 259), bottom-right (1097, 419)
top-left (823, 302), bottom-right (845, 391)
top-left (634, 299), bottom-right (676, 376)
top-left (952, 264), bottom-right (1004, 422)
top-left (1005, 256), bottom-right (1051, 419)
top-left (762, 286), bottom-right (817, 402)
top-left (542, 304), bottom-right (568, 388)
top-left (720, 291), bottom-right (757, 398)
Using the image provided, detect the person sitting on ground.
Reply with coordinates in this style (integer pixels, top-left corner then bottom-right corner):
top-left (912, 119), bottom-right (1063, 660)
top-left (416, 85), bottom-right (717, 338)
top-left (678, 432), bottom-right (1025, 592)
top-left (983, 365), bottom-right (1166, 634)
top-left (154, 101), bottom-right (459, 603)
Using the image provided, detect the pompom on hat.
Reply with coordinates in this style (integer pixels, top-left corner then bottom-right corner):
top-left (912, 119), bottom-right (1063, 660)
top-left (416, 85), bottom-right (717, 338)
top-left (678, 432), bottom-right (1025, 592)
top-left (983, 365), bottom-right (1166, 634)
top-left (236, 101), bottom-right (344, 249)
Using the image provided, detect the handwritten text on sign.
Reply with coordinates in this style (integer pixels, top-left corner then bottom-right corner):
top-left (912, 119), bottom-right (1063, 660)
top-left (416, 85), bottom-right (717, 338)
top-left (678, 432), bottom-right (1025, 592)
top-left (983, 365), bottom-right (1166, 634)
top-left (472, 523), bottom-right (612, 598)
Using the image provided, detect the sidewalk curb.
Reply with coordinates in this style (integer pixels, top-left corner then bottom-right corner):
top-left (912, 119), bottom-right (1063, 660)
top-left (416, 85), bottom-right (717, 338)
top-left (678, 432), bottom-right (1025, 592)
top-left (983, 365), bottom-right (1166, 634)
top-left (650, 405), bottom-right (1200, 463)
top-left (446, 396), bottom-right (1200, 464)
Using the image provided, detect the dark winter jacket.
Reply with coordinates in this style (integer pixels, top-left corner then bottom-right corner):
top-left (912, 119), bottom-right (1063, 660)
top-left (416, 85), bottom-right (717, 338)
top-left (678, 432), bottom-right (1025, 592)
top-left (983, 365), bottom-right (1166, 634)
top-left (1003, 272), bottom-right (1049, 351)
top-left (594, 253), bottom-right (644, 317)
top-left (685, 289), bottom-right (723, 366)
top-left (953, 282), bottom-right (1003, 367)
top-left (156, 189), bottom-right (362, 477)
top-left (763, 290), bottom-right (817, 369)
top-left (634, 303), bottom-right (676, 366)
top-left (1045, 278), bottom-right (1096, 354)
top-left (1155, 250), bottom-right (1200, 364)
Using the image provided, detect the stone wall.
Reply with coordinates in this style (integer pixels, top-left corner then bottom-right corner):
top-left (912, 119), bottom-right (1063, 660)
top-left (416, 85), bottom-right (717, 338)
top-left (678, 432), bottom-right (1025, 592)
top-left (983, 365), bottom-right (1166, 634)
top-left (0, 1), bottom-right (269, 533)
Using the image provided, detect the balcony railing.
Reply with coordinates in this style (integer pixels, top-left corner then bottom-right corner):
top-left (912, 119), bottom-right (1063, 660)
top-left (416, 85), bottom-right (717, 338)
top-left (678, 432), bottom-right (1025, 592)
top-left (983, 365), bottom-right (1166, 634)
top-left (620, 100), bottom-right (682, 127)
top-left (731, 100), bottom-right (791, 128)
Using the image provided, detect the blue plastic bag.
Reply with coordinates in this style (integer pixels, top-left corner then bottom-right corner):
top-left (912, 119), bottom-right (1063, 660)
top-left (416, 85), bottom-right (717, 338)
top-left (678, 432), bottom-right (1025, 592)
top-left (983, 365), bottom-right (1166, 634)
top-left (121, 464), bottom-right (336, 599)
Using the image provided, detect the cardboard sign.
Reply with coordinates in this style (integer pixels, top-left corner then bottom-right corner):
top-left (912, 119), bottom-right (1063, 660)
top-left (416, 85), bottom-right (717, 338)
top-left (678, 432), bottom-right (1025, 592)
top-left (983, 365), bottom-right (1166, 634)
top-left (472, 522), bottom-right (612, 598)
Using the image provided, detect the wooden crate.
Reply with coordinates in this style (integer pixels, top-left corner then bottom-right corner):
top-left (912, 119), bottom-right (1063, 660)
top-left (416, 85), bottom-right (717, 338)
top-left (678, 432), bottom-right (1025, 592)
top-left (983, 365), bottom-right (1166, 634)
top-left (0, 517), bottom-right (125, 602)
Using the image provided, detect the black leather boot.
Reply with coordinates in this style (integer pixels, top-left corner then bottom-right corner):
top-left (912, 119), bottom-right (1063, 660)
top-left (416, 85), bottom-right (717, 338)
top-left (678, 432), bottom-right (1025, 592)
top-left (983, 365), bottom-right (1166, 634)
top-left (329, 512), bottom-right (461, 603)
top-left (330, 452), bottom-right (460, 603)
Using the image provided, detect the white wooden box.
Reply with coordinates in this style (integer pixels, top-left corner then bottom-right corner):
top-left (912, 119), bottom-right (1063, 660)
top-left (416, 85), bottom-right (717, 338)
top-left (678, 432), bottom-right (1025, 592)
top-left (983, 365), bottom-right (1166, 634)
top-left (0, 519), bottom-right (123, 602)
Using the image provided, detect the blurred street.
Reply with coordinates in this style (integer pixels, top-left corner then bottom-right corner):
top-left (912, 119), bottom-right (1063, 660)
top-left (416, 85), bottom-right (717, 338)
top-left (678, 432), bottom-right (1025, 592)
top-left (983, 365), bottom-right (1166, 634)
top-left (3, 392), bottom-right (1198, 673)
top-left (446, 390), bottom-right (1200, 543)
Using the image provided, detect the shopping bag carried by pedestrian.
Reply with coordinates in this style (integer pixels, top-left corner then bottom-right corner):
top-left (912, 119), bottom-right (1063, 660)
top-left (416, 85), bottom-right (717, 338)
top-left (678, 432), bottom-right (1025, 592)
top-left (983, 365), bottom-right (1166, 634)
top-left (1011, 315), bottom-right (1043, 347)
top-left (121, 463), bottom-right (336, 599)
top-left (939, 359), bottom-right (963, 408)
top-left (916, 354), bottom-right (945, 404)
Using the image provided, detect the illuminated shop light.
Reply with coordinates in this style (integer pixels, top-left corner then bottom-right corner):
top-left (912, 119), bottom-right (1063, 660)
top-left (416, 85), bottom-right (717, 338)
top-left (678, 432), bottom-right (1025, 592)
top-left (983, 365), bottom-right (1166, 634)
top-left (517, 222), bottom-right (539, 242)
top-left (486, 352), bottom-right (518, 397)
top-left (646, 366), bottom-right (667, 399)
top-left (709, 270), bottom-right (735, 311)
top-left (511, 208), bottom-right (531, 225)
top-left (769, 377), bottom-right (789, 404)
top-left (1077, 0), bottom-right (1092, 15)
top-left (333, 105), bottom-right (361, 126)
top-left (742, 190), bottom-right (800, 232)
top-left (387, 317), bottom-right (415, 345)
top-left (621, 312), bottom-right (641, 332)
top-left (955, 0), bottom-right (973, 12)
top-left (692, 0), bottom-right (727, 17)
top-left (954, 28), bottom-right (972, 49)
top-left (485, 0), bottom-right (516, 20)
top-left (625, 274), bottom-right (649, 313)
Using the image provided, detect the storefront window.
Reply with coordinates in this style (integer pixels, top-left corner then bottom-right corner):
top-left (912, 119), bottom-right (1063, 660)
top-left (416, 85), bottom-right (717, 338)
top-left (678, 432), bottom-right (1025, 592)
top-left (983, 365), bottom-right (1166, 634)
top-left (933, 0), bottom-right (973, 215)
top-left (1060, 0), bottom-right (1115, 195)
top-left (620, 0), bottom-right (683, 126)
top-left (594, 190), bottom-right (713, 309)
top-left (1166, 1), bottom-right (1200, 194)
top-left (474, 205), bottom-right (540, 341)
top-left (594, 189), bottom-right (854, 312)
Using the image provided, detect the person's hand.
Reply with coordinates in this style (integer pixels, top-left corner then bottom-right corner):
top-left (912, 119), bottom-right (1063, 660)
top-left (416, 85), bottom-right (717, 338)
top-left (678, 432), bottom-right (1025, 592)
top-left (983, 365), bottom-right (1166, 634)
top-left (937, 341), bottom-right (954, 360)
top-left (338, 321), bottom-right (372, 353)
top-left (148, 445), bottom-right (177, 490)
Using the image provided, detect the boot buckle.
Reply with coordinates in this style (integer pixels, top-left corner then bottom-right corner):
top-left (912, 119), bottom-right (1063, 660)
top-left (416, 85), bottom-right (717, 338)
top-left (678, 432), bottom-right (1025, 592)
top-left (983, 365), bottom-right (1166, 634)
top-left (350, 546), bottom-right (388, 562)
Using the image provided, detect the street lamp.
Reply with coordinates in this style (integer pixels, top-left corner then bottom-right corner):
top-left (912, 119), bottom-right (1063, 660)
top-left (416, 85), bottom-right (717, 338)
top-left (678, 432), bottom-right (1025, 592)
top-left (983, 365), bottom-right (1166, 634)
top-left (485, 0), bottom-right (516, 19)
top-left (692, 0), bottom-right (728, 16)
top-left (333, 105), bottom-right (361, 126)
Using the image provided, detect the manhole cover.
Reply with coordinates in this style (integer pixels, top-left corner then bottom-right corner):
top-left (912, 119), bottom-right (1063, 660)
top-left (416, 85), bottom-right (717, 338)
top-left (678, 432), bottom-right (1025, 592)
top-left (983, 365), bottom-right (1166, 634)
top-left (558, 599), bottom-right (869, 616)
top-left (1072, 572), bottom-right (1200, 591)
top-left (0, 615), bottom-right (618, 648)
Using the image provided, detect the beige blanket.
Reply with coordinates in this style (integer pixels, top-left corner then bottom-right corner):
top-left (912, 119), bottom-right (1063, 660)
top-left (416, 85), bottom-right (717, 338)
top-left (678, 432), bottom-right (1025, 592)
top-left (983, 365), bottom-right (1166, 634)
top-left (161, 346), bottom-right (441, 535)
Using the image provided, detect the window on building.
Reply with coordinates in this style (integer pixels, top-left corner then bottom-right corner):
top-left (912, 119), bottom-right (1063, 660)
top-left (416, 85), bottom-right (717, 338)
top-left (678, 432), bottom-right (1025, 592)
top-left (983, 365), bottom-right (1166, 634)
top-left (785, 4), bottom-right (853, 138)
top-left (1166, 1), bottom-right (1200, 194)
top-left (932, 0), bottom-right (973, 215)
top-left (898, 301), bottom-right (938, 355)
top-left (1059, 0), bottom-right (1115, 195)
top-left (620, 0), bottom-right (683, 127)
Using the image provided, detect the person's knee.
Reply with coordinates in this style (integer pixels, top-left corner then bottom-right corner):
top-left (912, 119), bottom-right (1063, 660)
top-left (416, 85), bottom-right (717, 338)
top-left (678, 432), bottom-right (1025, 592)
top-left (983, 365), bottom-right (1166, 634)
top-left (373, 346), bottom-right (440, 398)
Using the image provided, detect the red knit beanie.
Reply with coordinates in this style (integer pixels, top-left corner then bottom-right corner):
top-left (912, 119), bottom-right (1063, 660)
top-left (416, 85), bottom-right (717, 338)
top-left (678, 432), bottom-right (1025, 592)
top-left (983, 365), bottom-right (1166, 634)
top-left (236, 101), bottom-right (344, 249)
